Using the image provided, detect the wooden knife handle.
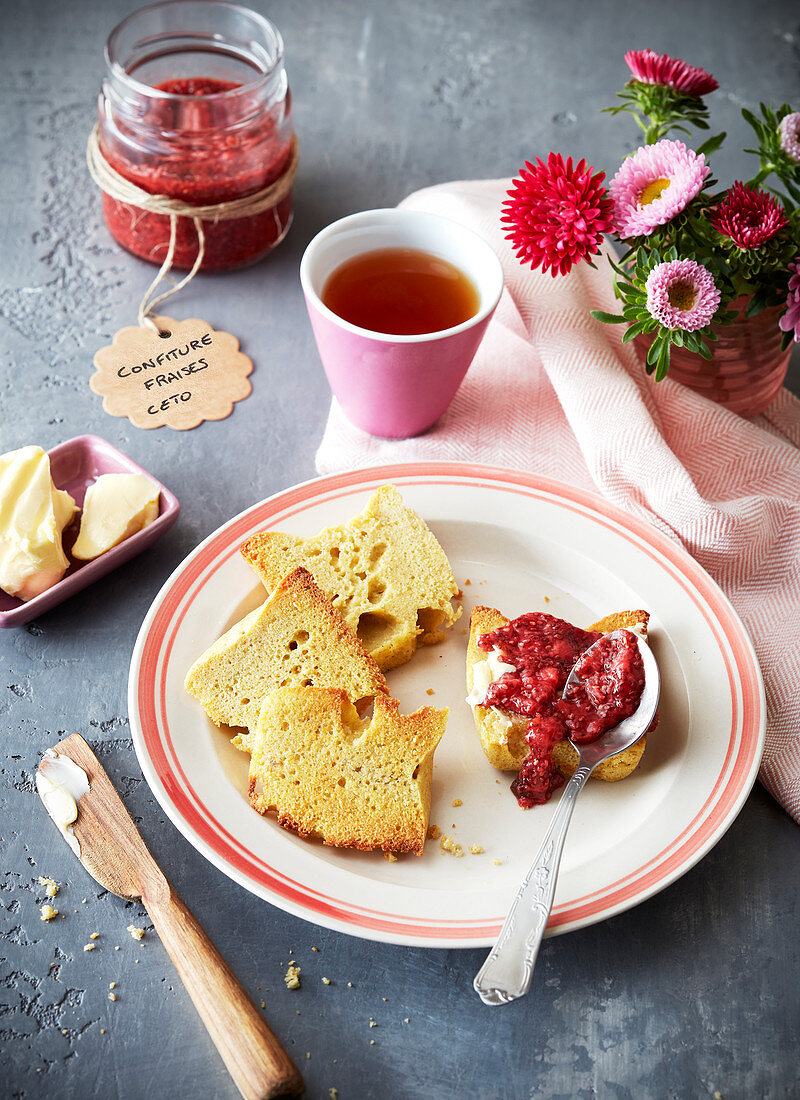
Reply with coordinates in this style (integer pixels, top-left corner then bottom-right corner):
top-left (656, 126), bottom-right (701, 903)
top-left (144, 885), bottom-right (304, 1099)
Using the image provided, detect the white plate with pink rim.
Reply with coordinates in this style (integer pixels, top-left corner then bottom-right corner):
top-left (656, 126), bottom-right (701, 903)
top-left (128, 462), bottom-right (765, 948)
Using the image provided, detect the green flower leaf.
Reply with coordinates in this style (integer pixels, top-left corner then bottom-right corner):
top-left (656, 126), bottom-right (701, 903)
top-left (654, 339), bottom-right (672, 382)
top-left (590, 310), bottom-right (626, 324)
top-left (696, 132), bottom-right (727, 157)
top-left (622, 321), bottom-right (648, 342)
top-left (646, 335), bottom-right (662, 366)
top-left (615, 282), bottom-right (640, 297)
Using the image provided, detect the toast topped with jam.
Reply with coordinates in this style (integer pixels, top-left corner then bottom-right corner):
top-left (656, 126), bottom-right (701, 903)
top-left (467, 605), bottom-right (655, 805)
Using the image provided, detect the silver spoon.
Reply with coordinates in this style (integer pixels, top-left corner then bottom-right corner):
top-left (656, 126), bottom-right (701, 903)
top-left (474, 629), bottom-right (660, 1006)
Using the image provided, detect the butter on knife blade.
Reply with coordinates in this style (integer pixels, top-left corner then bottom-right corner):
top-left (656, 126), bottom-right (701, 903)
top-left (34, 734), bottom-right (304, 1100)
top-left (35, 749), bottom-right (90, 856)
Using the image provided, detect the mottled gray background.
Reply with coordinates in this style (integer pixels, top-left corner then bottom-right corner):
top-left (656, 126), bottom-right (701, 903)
top-left (2, 1), bottom-right (799, 1098)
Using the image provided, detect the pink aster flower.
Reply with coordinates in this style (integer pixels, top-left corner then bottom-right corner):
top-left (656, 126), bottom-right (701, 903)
top-left (609, 140), bottom-right (710, 238)
top-left (778, 259), bottom-right (800, 341)
top-left (779, 112), bottom-right (800, 162)
top-left (625, 50), bottom-right (718, 98)
top-left (645, 259), bottom-right (721, 331)
top-left (709, 182), bottom-right (789, 249)
top-left (502, 154), bottom-right (614, 277)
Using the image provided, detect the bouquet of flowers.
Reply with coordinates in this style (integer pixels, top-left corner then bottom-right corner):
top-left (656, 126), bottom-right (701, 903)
top-left (502, 49), bottom-right (800, 381)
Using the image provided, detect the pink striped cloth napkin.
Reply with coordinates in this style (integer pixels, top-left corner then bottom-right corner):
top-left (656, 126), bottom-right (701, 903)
top-left (316, 179), bottom-right (800, 824)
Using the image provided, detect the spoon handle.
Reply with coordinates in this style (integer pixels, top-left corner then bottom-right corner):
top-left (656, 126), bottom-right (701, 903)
top-left (474, 762), bottom-right (594, 1006)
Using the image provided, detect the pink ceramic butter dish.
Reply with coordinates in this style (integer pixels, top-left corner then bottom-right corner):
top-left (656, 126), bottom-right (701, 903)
top-left (0, 435), bottom-right (179, 628)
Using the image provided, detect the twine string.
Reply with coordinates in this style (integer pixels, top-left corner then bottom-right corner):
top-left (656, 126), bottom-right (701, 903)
top-left (86, 125), bottom-right (298, 329)
top-left (136, 216), bottom-right (206, 333)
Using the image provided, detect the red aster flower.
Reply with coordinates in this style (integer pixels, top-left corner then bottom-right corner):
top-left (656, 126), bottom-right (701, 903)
top-left (502, 154), bottom-right (614, 277)
top-left (709, 182), bottom-right (789, 249)
top-left (625, 49), bottom-right (718, 98)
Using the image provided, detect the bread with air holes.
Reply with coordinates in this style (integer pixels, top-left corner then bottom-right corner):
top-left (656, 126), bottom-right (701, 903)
top-left (248, 687), bottom-right (448, 855)
top-left (239, 485), bottom-right (461, 672)
top-left (184, 567), bottom-right (387, 738)
top-left (466, 606), bottom-right (653, 782)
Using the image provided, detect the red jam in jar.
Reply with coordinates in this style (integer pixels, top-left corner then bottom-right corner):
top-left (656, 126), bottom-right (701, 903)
top-left (478, 613), bottom-right (646, 808)
top-left (97, 2), bottom-right (294, 271)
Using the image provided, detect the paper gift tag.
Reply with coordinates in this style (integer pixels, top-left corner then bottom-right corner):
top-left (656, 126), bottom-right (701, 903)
top-left (90, 315), bottom-right (253, 430)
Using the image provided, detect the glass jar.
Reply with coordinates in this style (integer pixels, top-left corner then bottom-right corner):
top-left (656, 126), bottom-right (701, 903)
top-left (636, 297), bottom-right (791, 417)
top-left (97, 1), bottom-right (294, 272)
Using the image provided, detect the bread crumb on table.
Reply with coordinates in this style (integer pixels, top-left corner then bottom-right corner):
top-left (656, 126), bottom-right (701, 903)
top-left (469, 845), bottom-right (484, 855)
top-left (427, 824), bottom-right (442, 841)
top-left (426, 688), bottom-right (435, 696)
top-left (284, 964), bottom-right (301, 990)
top-left (384, 852), bottom-right (398, 862)
top-left (83, 943), bottom-right (96, 952)
top-left (322, 977), bottom-right (331, 985)
top-left (493, 859), bottom-right (503, 866)
top-left (39, 904), bottom-right (58, 922)
top-left (369, 1018), bottom-right (377, 1028)
top-left (38, 876), bottom-right (59, 899)
top-left (89, 932), bottom-right (99, 940)
top-left (451, 798), bottom-right (462, 807)
top-left (329, 1089), bottom-right (338, 1100)
top-left (126, 925), bottom-right (145, 941)
top-left (108, 992), bottom-right (116, 1002)
top-left (439, 835), bottom-right (464, 857)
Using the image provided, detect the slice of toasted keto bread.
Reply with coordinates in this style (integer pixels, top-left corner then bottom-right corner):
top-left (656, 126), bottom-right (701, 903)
top-left (240, 485), bottom-right (461, 672)
top-left (466, 606), bottom-right (651, 783)
top-left (184, 567), bottom-right (388, 737)
top-left (248, 687), bottom-right (448, 855)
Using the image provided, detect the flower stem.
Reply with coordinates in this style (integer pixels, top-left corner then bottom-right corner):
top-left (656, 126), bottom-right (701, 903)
top-left (644, 121), bottom-right (666, 144)
top-left (746, 163), bottom-right (773, 188)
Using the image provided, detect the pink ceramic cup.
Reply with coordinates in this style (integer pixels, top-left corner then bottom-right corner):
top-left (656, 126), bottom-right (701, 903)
top-left (300, 208), bottom-right (504, 438)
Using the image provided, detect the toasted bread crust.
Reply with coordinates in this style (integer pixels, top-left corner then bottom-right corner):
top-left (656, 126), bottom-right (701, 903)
top-left (240, 485), bottom-right (461, 672)
top-left (184, 567), bottom-right (388, 734)
top-left (466, 605), bottom-right (652, 782)
top-left (248, 688), bottom-right (448, 855)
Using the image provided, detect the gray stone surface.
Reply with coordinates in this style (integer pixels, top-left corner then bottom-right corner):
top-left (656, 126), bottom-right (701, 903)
top-left (2, 1), bottom-right (799, 1097)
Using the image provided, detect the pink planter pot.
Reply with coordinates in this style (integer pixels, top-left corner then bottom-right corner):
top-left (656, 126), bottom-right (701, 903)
top-left (636, 297), bottom-right (791, 418)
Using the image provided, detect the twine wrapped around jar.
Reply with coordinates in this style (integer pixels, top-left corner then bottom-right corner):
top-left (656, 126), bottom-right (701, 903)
top-left (87, 127), bottom-right (299, 331)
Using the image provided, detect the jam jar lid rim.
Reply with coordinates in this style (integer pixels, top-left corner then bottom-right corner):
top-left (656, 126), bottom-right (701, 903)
top-left (104, 0), bottom-right (285, 102)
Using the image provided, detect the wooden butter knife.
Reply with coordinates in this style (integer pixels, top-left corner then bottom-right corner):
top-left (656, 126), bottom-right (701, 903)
top-left (36, 733), bottom-right (304, 1100)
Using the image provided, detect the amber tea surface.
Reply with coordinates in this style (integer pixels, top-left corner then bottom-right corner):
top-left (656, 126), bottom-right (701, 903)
top-left (321, 247), bottom-right (480, 335)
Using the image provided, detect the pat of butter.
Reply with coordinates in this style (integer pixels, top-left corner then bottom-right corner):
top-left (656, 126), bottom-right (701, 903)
top-left (466, 646), bottom-right (517, 707)
top-left (0, 446), bottom-right (77, 600)
top-left (467, 646), bottom-right (517, 743)
top-left (36, 750), bottom-right (90, 857)
top-left (72, 473), bottom-right (160, 561)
